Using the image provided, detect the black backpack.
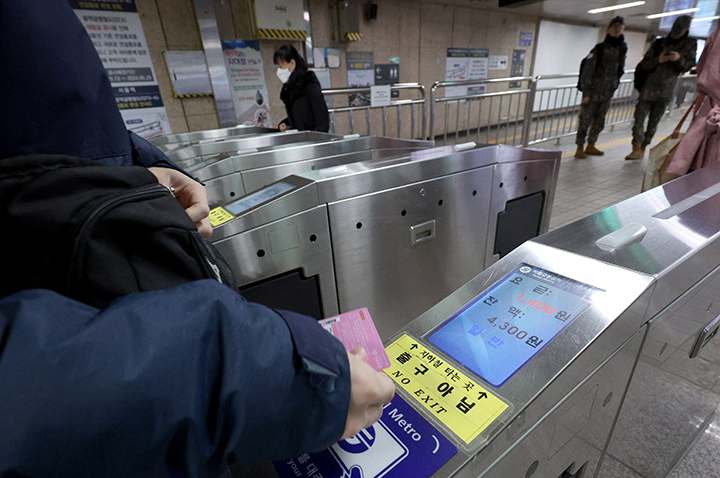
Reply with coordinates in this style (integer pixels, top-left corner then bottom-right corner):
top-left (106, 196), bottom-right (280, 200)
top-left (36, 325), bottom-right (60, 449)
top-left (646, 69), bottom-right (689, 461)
top-left (577, 45), bottom-right (603, 92)
top-left (634, 41), bottom-right (663, 92)
top-left (0, 154), bottom-right (236, 308)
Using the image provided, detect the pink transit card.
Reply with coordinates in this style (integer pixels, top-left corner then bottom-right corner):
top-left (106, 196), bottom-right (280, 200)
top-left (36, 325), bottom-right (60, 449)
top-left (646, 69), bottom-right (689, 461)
top-left (319, 308), bottom-right (391, 371)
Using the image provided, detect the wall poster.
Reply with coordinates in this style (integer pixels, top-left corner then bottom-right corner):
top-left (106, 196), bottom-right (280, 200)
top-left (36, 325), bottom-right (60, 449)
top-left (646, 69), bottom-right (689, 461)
top-left (346, 51), bottom-right (374, 106)
top-left (446, 48), bottom-right (489, 97)
top-left (71, 0), bottom-right (171, 140)
top-left (509, 49), bottom-right (526, 88)
top-left (222, 40), bottom-right (272, 127)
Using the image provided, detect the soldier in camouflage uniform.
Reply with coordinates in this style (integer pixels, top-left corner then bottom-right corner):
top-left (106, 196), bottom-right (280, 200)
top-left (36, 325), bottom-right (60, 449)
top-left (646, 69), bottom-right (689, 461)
top-left (626, 15), bottom-right (697, 160)
top-left (575, 16), bottom-right (627, 159)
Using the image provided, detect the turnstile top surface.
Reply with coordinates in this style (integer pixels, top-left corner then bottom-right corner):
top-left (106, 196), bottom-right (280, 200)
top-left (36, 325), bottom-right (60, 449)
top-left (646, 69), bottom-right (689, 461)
top-left (387, 239), bottom-right (653, 457)
top-left (534, 162), bottom-right (720, 275)
top-left (533, 161), bottom-right (720, 318)
top-left (209, 144), bottom-right (561, 241)
top-left (167, 131), bottom-right (343, 163)
top-left (150, 125), bottom-right (275, 147)
top-left (193, 136), bottom-right (434, 181)
top-left (304, 144), bottom-right (560, 204)
top-left (399, 240), bottom-right (654, 401)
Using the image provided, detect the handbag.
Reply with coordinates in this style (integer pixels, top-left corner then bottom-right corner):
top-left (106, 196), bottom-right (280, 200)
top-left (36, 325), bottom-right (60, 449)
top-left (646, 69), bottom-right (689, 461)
top-left (642, 95), bottom-right (703, 192)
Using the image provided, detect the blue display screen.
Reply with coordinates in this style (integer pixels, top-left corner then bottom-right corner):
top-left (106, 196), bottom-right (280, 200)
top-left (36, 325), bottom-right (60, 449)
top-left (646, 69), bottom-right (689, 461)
top-left (225, 181), bottom-right (295, 215)
top-left (425, 264), bottom-right (603, 388)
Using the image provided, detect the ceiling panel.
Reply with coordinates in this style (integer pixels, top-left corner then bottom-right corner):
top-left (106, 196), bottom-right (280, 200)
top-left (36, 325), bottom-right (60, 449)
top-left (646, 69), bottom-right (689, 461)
top-left (433, 0), bottom-right (720, 37)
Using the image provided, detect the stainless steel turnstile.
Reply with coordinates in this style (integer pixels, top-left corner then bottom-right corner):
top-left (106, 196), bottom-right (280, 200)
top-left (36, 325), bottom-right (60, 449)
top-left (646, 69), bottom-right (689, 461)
top-left (150, 125), bottom-right (277, 152)
top-left (236, 159), bottom-right (720, 478)
top-left (192, 136), bottom-right (434, 208)
top-left (533, 164), bottom-right (720, 478)
top-left (209, 144), bottom-right (561, 340)
top-left (167, 131), bottom-right (344, 166)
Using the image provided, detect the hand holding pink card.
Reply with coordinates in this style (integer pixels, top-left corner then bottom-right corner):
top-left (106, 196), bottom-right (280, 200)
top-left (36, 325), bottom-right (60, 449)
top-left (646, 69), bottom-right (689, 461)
top-left (319, 308), bottom-right (391, 371)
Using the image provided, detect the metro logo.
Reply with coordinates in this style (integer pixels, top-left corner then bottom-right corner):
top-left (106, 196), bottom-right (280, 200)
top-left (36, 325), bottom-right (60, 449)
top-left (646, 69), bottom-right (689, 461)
top-left (330, 422), bottom-right (408, 478)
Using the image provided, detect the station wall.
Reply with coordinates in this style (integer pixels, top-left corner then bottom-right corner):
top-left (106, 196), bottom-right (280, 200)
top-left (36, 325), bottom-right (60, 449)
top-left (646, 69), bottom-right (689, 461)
top-left (135, 0), bottom-right (645, 135)
top-left (134, 0), bottom-right (541, 134)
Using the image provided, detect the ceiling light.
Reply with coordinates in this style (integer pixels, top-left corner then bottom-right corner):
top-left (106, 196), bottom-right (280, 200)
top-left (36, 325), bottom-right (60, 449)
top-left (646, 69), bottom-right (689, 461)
top-left (646, 7), bottom-right (699, 19)
top-left (692, 15), bottom-right (720, 22)
top-left (588, 2), bottom-right (645, 14)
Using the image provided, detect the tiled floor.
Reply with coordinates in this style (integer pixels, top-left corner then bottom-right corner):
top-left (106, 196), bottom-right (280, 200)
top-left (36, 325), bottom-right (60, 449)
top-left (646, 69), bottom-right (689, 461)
top-left (535, 116), bottom-right (677, 232)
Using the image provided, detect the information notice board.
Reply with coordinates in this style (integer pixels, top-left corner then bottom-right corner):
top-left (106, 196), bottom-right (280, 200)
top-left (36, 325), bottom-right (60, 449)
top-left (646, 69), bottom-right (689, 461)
top-left (71, 0), bottom-right (171, 140)
top-left (445, 48), bottom-right (489, 97)
top-left (222, 40), bottom-right (272, 127)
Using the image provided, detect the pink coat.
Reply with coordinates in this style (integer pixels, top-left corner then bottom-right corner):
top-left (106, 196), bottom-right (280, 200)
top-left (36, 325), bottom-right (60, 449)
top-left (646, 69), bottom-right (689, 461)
top-left (667, 28), bottom-right (720, 175)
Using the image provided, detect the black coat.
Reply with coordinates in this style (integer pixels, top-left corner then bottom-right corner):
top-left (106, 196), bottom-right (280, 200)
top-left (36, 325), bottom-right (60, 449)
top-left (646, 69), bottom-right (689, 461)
top-left (279, 68), bottom-right (330, 132)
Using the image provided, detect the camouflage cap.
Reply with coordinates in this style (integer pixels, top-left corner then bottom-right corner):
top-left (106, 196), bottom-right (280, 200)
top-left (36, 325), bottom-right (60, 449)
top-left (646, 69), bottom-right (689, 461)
top-left (609, 16), bottom-right (625, 28)
top-left (670, 15), bottom-right (692, 38)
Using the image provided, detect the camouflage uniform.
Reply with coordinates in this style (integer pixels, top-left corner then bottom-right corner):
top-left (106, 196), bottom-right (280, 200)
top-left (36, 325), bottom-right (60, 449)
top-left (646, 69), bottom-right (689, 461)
top-left (576, 35), bottom-right (627, 146)
top-left (631, 32), bottom-right (697, 146)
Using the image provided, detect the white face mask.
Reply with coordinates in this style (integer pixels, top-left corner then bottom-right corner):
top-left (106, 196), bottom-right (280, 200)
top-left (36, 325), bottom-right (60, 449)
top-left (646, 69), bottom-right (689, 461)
top-left (276, 67), bottom-right (292, 84)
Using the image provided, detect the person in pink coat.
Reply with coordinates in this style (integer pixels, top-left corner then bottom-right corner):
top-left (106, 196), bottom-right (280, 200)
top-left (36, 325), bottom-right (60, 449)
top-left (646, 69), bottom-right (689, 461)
top-left (667, 27), bottom-right (720, 175)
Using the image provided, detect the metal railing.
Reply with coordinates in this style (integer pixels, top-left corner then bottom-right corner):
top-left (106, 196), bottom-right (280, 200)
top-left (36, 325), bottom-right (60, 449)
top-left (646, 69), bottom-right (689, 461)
top-left (429, 77), bottom-right (533, 147)
top-left (669, 73), bottom-right (699, 114)
top-left (429, 71), bottom-right (697, 147)
top-left (321, 83), bottom-right (426, 139)
top-left (317, 73), bottom-right (697, 146)
top-left (524, 72), bottom-right (637, 145)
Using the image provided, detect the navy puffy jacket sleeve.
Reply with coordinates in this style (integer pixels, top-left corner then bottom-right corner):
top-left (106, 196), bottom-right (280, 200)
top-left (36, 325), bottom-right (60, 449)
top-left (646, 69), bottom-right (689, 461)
top-left (0, 282), bottom-right (351, 478)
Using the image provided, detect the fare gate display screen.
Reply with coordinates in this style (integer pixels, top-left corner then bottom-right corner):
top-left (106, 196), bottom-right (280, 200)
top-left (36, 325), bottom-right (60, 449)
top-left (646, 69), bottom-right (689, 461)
top-left (426, 264), bottom-right (603, 388)
top-left (224, 181), bottom-right (295, 215)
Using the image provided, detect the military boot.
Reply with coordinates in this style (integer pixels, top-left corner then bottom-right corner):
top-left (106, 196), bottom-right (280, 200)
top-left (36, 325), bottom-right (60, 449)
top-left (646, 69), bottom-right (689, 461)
top-left (585, 143), bottom-right (604, 156)
top-left (625, 142), bottom-right (644, 160)
top-left (575, 145), bottom-right (587, 159)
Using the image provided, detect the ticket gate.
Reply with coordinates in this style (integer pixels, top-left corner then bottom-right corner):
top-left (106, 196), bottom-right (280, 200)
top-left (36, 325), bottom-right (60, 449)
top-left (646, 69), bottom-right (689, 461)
top-left (209, 143), bottom-right (561, 340)
top-left (258, 161), bottom-right (720, 478)
top-left (191, 136), bottom-right (434, 208)
top-left (167, 131), bottom-right (344, 166)
top-left (150, 125), bottom-right (277, 152)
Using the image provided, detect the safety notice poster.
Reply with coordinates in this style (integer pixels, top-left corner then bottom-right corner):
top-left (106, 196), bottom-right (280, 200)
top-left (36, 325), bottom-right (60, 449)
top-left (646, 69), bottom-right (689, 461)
top-left (71, 0), bottom-right (171, 140)
top-left (467, 49), bottom-right (489, 96)
top-left (222, 40), bottom-right (272, 127)
top-left (346, 51), bottom-right (375, 106)
top-left (445, 48), bottom-right (488, 97)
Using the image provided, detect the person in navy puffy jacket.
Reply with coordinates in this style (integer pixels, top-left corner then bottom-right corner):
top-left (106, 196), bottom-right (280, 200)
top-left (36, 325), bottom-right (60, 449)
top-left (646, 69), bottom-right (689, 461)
top-left (0, 1), bottom-right (394, 477)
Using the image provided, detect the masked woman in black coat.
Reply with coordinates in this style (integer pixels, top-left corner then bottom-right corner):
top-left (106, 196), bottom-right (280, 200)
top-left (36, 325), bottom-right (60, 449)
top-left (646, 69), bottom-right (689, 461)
top-left (273, 44), bottom-right (330, 132)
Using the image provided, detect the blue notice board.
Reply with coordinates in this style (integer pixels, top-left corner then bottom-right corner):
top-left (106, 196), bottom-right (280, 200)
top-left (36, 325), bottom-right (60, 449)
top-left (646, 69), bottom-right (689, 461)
top-left (519, 32), bottom-right (533, 46)
top-left (275, 394), bottom-right (457, 478)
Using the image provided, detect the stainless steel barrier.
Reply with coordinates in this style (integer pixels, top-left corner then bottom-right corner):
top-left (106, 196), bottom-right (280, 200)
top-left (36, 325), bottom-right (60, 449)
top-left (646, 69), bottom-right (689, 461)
top-left (191, 135), bottom-right (434, 208)
top-left (149, 125), bottom-right (277, 152)
top-left (525, 72), bottom-right (637, 145)
top-left (429, 70), bottom-right (696, 147)
top-left (209, 143), bottom-right (561, 340)
top-left (668, 73), bottom-right (699, 114)
top-left (430, 77), bottom-right (533, 148)
top-left (241, 153), bottom-right (720, 478)
top-left (322, 83), bottom-right (427, 140)
top-left (166, 131), bottom-right (344, 167)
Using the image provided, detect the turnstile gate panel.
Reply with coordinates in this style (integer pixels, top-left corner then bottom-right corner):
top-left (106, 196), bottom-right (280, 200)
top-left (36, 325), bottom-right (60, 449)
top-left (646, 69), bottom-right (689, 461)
top-left (237, 153), bottom-right (720, 478)
top-left (327, 166), bottom-right (494, 340)
top-left (210, 144), bottom-right (561, 339)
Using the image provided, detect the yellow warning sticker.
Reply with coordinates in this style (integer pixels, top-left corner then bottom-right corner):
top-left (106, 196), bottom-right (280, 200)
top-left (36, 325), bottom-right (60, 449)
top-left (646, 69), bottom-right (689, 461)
top-left (384, 334), bottom-right (509, 444)
top-left (209, 207), bottom-right (234, 227)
